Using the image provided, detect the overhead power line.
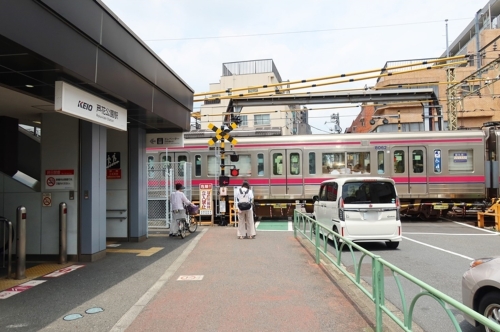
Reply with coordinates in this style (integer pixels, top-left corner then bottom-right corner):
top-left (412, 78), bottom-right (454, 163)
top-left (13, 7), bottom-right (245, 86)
top-left (144, 18), bottom-right (471, 42)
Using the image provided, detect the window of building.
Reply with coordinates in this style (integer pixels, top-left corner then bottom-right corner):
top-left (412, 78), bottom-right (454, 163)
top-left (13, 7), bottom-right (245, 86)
top-left (309, 152), bottom-right (316, 174)
top-left (448, 149), bottom-right (473, 172)
top-left (239, 115), bottom-right (248, 127)
top-left (254, 114), bottom-right (271, 126)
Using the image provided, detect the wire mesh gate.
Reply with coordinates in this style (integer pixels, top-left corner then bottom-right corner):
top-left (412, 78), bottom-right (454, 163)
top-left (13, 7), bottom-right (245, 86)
top-left (147, 161), bottom-right (192, 228)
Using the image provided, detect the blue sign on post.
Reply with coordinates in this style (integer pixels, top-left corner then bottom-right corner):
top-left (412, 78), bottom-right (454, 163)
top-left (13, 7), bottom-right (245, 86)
top-left (434, 150), bottom-right (441, 173)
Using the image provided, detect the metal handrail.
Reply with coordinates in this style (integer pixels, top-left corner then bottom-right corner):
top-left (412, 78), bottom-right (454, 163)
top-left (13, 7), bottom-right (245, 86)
top-left (293, 210), bottom-right (500, 332)
top-left (0, 216), bottom-right (13, 279)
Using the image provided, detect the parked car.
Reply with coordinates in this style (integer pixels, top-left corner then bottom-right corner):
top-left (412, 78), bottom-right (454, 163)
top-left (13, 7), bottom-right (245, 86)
top-left (312, 177), bottom-right (402, 249)
top-left (462, 257), bottom-right (500, 331)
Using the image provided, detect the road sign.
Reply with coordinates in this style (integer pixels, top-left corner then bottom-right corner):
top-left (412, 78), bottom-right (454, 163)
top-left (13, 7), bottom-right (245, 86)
top-left (207, 122), bottom-right (238, 146)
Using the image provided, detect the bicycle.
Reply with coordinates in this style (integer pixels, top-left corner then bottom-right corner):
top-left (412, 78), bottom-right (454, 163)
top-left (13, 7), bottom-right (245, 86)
top-left (175, 207), bottom-right (198, 239)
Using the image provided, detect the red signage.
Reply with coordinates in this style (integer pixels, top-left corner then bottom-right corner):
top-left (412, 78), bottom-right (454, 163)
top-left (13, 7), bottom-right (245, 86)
top-left (107, 169), bottom-right (122, 179)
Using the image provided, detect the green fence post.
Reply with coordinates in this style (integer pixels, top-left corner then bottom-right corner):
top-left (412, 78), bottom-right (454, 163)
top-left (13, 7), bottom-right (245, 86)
top-left (373, 256), bottom-right (384, 332)
top-left (293, 210), bottom-right (297, 238)
top-left (315, 221), bottom-right (320, 264)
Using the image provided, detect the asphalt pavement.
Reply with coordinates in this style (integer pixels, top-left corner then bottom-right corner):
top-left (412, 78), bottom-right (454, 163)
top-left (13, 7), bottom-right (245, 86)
top-left (0, 225), bottom-right (401, 331)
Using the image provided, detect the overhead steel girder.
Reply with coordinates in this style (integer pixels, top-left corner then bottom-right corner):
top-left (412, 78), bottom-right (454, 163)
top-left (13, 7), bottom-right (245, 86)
top-left (227, 88), bottom-right (437, 112)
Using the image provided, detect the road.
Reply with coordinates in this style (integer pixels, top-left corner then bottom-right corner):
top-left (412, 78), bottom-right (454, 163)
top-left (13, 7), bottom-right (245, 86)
top-left (332, 219), bottom-right (499, 332)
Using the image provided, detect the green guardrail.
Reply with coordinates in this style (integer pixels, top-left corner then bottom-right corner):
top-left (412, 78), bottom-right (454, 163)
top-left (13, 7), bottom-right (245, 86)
top-left (292, 210), bottom-right (500, 332)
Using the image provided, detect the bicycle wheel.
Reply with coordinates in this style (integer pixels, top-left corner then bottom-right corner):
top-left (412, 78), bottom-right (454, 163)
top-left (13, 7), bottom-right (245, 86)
top-left (179, 219), bottom-right (187, 239)
top-left (188, 217), bottom-right (198, 233)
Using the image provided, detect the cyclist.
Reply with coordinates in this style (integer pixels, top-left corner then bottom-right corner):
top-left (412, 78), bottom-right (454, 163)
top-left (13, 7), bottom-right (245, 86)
top-left (170, 183), bottom-right (194, 237)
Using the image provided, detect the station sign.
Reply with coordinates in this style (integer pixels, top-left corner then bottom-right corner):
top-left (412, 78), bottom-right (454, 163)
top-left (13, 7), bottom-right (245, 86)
top-left (55, 81), bottom-right (127, 131)
top-left (146, 133), bottom-right (184, 148)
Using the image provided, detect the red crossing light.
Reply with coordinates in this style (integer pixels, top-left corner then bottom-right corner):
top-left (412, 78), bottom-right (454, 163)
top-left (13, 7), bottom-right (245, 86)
top-left (230, 169), bottom-right (239, 176)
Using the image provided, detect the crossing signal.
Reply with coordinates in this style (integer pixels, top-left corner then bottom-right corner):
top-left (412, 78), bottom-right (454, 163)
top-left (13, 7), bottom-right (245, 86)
top-left (219, 175), bottom-right (229, 186)
top-left (230, 154), bottom-right (239, 162)
top-left (230, 169), bottom-right (239, 176)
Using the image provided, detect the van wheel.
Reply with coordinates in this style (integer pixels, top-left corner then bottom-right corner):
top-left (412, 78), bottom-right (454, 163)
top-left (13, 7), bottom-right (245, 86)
top-left (386, 241), bottom-right (399, 249)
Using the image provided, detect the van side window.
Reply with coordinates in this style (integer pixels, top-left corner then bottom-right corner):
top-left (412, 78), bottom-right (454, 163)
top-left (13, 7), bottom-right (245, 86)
top-left (319, 185), bottom-right (328, 201)
top-left (326, 183), bottom-right (338, 201)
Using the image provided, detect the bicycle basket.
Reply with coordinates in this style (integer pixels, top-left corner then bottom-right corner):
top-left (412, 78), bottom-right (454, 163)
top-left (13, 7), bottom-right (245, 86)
top-left (186, 204), bottom-right (199, 215)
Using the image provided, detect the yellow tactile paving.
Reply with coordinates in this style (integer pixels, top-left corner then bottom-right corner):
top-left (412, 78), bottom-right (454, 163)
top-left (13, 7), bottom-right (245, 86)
top-left (0, 263), bottom-right (74, 291)
top-left (106, 247), bottom-right (164, 256)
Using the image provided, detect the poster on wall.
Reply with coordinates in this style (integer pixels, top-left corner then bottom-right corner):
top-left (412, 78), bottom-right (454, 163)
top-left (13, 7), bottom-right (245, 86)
top-left (199, 184), bottom-right (212, 215)
top-left (45, 169), bottom-right (75, 190)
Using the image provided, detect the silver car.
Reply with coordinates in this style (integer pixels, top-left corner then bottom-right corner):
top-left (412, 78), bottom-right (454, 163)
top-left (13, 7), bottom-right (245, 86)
top-left (462, 257), bottom-right (500, 331)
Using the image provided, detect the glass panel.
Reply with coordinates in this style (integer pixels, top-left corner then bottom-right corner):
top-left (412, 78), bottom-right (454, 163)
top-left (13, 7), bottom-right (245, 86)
top-left (273, 153), bottom-right (283, 175)
top-left (346, 152), bottom-right (371, 174)
top-left (240, 115), bottom-right (248, 127)
top-left (342, 181), bottom-right (397, 204)
top-left (412, 150), bottom-right (424, 173)
top-left (377, 151), bottom-right (385, 174)
top-left (178, 155), bottom-right (187, 176)
top-left (254, 114), bottom-right (271, 126)
top-left (230, 154), bottom-right (252, 176)
top-left (322, 153), bottom-right (345, 174)
top-left (195, 155), bottom-right (201, 177)
top-left (148, 156), bottom-right (155, 178)
top-left (326, 183), bottom-right (338, 202)
top-left (257, 153), bottom-right (264, 176)
top-left (290, 153), bottom-right (300, 175)
top-left (448, 149), bottom-right (473, 172)
top-left (207, 155), bottom-right (221, 176)
top-left (319, 185), bottom-right (327, 200)
top-left (394, 150), bottom-right (405, 173)
top-left (309, 152), bottom-right (316, 174)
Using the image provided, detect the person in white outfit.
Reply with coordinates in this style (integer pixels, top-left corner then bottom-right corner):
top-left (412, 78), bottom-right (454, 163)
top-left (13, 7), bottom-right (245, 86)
top-left (170, 183), bottom-right (193, 237)
top-left (236, 181), bottom-right (256, 239)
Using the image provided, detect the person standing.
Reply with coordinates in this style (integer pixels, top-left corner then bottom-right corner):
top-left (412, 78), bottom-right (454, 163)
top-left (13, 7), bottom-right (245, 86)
top-left (236, 181), bottom-right (256, 239)
top-left (170, 183), bottom-right (193, 237)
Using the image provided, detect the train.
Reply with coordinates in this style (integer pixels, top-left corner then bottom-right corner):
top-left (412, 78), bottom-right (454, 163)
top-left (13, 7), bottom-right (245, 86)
top-left (146, 125), bottom-right (500, 219)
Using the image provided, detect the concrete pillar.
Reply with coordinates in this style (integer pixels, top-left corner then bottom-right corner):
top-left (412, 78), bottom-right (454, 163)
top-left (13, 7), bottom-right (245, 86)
top-left (128, 127), bottom-right (147, 242)
top-left (80, 121), bottom-right (107, 261)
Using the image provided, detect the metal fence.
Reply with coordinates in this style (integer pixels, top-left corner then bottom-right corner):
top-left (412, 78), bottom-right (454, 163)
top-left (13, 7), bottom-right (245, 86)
top-left (147, 162), bottom-right (192, 228)
top-left (293, 210), bottom-right (500, 332)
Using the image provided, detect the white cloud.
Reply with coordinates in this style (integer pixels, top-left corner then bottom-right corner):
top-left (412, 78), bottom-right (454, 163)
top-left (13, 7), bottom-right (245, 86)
top-left (101, 0), bottom-right (484, 132)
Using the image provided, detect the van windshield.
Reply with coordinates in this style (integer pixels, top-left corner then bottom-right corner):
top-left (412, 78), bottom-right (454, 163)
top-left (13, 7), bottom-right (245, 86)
top-left (341, 181), bottom-right (396, 204)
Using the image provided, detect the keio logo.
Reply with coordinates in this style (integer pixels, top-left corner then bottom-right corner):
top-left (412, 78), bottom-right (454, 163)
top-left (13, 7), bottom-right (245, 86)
top-left (78, 101), bottom-right (93, 111)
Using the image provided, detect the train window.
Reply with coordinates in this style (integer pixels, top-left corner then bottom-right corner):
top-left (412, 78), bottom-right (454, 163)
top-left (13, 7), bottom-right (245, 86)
top-left (394, 150), bottom-right (405, 173)
top-left (195, 155), bottom-right (201, 177)
top-left (178, 155), bottom-right (187, 176)
top-left (148, 156), bottom-right (155, 178)
top-left (273, 153), bottom-right (283, 175)
top-left (377, 151), bottom-right (385, 174)
top-left (412, 150), bottom-right (424, 173)
top-left (290, 153), bottom-right (300, 175)
top-left (346, 152), bottom-right (370, 174)
top-left (231, 154), bottom-right (252, 176)
top-left (448, 149), bottom-right (473, 173)
top-left (257, 153), bottom-right (264, 176)
top-left (309, 152), bottom-right (316, 174)
top-left (207, 155), bottom-right (221, 176)
top-left (322, 153), bottom-right (345, 174)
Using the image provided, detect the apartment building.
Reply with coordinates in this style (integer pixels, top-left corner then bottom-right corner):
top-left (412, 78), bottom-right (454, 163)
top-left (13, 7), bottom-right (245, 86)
top-left (349, 0), bottom-right (500, 133)
top-left (197, 59), bottom-right (312, 135)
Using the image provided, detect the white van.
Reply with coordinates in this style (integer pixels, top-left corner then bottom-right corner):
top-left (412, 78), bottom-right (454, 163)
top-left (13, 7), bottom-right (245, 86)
top-left (312, 177), bottom-right (402, 249)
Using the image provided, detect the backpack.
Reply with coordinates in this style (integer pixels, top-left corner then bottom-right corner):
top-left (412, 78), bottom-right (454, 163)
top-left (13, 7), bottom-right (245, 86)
top-left (237, 188), bottom-right (252, 211)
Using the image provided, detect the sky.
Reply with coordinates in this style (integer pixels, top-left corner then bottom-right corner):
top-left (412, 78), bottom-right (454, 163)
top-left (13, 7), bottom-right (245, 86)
top-left (100, 0), bottom-right (487, 133)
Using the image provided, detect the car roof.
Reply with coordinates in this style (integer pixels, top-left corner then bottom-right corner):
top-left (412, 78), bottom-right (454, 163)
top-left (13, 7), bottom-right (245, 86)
top-left (320, 177), bottom-right (395, 185)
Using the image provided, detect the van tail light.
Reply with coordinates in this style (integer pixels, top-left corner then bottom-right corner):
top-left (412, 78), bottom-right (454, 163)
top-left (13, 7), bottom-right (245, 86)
top-left (341, 227), bottom-right (345, 237)
top-left (398, 226), bottom-right (401, 236)
top-left (396, 196), bottom-right (400, 220)
top-left (339, 198), bottom-right (345, 221)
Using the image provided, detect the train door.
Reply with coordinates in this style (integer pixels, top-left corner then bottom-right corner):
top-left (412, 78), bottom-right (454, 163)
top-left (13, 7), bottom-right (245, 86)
top-left (390, 147), bottom-right (427, 195)
top-left (269, 149), bottom-right (303, 196)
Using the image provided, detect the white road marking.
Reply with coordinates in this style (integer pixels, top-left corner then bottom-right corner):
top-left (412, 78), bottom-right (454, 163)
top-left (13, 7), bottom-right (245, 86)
top-left (404, 232), bottom-right (498, 236)
top-left (402, 236), bottom-right (474, 260)
top-left (452, 221), bottom-right (500, 234)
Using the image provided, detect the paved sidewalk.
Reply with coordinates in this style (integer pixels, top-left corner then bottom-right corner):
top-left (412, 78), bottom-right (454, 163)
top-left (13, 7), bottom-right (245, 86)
top-left (119, 227), bottom-right (375, 332)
